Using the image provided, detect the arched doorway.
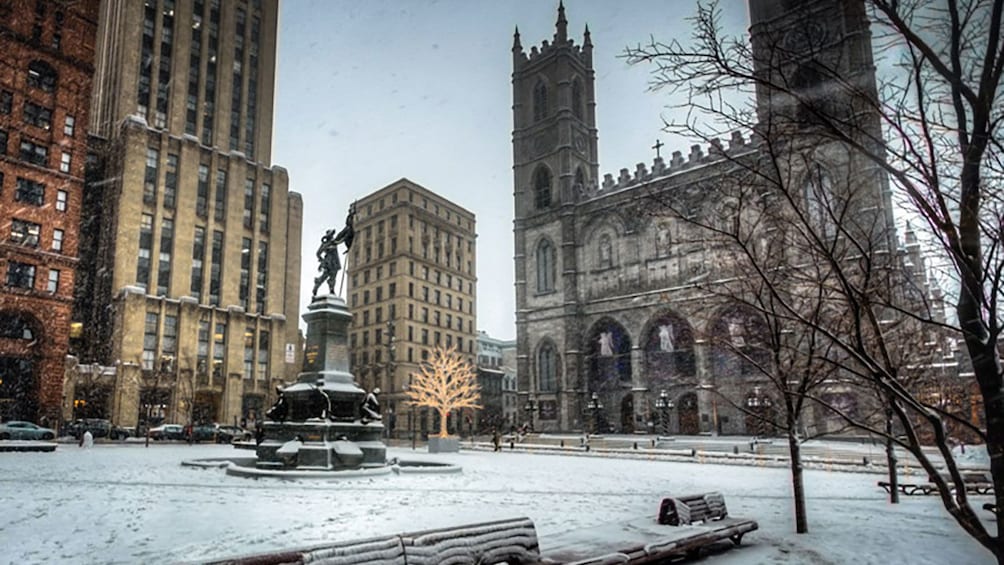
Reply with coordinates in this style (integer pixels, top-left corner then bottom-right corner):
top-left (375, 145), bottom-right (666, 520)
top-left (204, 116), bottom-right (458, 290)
top-left (620, 395), bottom-right (634, 433)
top-left (710, 306), bottom-right (771, 380)
top-left (0, 311), bottom-right (42, 422)
top-left (677, 392), bottom-right (699, 435)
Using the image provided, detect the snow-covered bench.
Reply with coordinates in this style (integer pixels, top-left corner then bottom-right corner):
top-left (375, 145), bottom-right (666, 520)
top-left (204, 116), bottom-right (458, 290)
top-left (539, 492), bottom-right (758, 564)
top-left (878, 471), bottom-right (994, 496)
top-left (203, 517), bottom-right (540, 565)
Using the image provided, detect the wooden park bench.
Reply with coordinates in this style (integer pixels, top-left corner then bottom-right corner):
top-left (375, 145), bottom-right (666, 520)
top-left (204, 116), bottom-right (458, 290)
top-left (203, 517), bottom-right (540, 565)
top-left (878, 470), bottom-right (994, 497)
top-left (539, 492), bottom-right (758, 564)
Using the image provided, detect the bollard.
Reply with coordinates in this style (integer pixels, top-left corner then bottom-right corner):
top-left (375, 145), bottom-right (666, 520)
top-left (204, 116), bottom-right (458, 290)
top-left (560, 439), bottom-right (565, 448)
top-left (691, 448), bottom-right (696, 457)
top-left (510, 441), bottom-right (515, 450)
top-left (651, 439), bottom-right (656, 448)
top-left (633, 442), bottom-right (638, 450)
top-left (733, 446), bottom-right (739, 455)
top-left (863, 456), bottom-right (869, 466)
top-left (586, 444), bottom-right (590, 452)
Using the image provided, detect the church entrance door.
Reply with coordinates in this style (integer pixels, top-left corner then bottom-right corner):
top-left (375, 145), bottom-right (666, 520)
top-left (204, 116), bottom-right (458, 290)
top-left (678, 393), bottom-right (699, 435)
top-left (620, 395), bottom-right (634, 433)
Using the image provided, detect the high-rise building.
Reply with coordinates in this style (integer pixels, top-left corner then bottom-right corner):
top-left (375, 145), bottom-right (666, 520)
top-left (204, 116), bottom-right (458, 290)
top-left (346, 178), bottom-right (477, 437)
top-left (73, 0), bottom-right (302, 428)
top-left (0, 0), bottom-right (100, 423)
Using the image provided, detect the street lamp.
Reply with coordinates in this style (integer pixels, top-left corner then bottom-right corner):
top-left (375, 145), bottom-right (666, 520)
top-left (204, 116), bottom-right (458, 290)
top-left (523, 396), bottom-right (537, 432)
top-left (654, 390), bottom-right (674, 437)
top-left (586, 392), bottom-right (604, 435)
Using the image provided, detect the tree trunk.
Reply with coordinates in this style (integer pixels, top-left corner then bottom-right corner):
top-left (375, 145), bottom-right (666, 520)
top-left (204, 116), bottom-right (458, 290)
top-left (438, 408), bottom-right (449, 437)
top-left (885, 407), bottom-right (899, 504)
top-left (787, 429), bottom-right (808, 533)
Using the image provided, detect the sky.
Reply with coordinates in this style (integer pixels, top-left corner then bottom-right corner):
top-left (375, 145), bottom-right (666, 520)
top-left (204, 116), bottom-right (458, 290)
top-left (272, 1), bottom-right (751, 340)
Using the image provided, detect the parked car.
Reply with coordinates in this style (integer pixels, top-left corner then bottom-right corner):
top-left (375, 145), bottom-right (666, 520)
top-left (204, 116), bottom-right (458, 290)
top-left (189, 424), bottom-right (219, 443)
top-left (66, 419), bottom-right (132, 440)
top-left (0, 421), bottom-right (56, 440)
top-left (148, 424), bottom-right (185, 440)
top-left (215, 425), bottom-right (250, 444)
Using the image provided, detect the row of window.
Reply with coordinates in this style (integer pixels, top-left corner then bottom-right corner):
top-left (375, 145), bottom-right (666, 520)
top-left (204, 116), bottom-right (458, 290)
top-left (350, 338), bottom-right (475, 369)
top-left (142, 311), bottom-right (272, 379)
top-left (530, 77), bottom-right (584, 123)
top-left (4, 261), bottom-right (61, 294)
top-left (9, 218), bottom-right (63, 251)
top-left (0, 127), bottom-right (75, 174)
top-left (356, 189), bottom-right (474, 232)
top-left (0, 173), bottom-right (69, 210)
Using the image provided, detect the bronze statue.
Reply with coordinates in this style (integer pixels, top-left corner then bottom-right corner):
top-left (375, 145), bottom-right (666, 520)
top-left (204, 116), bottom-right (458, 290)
top-left (312, 204), bottom-right (356, 297)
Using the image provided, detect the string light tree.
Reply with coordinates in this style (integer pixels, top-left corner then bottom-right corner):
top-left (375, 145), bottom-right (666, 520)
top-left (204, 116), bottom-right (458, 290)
top-left (405, 345), bottom-right (482, 453)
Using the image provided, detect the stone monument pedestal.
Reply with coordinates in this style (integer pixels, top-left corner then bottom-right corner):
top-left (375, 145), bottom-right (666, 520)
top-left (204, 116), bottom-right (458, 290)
top-left (255, 295), bottom-right (386, 471)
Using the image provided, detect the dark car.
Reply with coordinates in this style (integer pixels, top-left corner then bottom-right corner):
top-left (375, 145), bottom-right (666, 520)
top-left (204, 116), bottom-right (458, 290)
top-left (66, 419), bottom-right (132, 440)
top-left (189, 424), bottom-right (219, 443)
top-left (148, 424), bottom-right (185, 440)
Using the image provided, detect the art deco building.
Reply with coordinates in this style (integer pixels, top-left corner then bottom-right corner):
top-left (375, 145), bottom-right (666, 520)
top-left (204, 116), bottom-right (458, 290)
top-left (72, 0), bottom-right (302, 428)
top-left (0, 0), bottom-right (100, 423)
top-left (346, 178), bottom-right (477, 437)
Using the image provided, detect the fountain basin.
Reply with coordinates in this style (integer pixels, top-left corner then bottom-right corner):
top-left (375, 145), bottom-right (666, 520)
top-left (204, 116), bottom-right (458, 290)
top-left (182, 456), bottom-right (462, 478)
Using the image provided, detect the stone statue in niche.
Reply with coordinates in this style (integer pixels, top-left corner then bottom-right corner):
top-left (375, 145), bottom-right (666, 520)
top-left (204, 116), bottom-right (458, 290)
top-left (728, 319), bottom-right (746, 346)
top-left (658, 324), bottom-right (675, 352)
top-left (598, 331), bottom-right (614, 357)
top-left (599, 234), bottom-right (613, 268)
top-left (657, 223), bottom-right (671, 257)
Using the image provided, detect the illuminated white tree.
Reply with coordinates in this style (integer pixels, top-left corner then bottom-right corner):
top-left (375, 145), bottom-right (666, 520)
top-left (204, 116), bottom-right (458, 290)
top-left (406, 346), bottom-right (481, 438)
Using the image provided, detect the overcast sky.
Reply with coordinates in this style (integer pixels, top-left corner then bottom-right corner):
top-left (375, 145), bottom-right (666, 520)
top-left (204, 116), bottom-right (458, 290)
top-left (272, 1), bottom-right (751, 340)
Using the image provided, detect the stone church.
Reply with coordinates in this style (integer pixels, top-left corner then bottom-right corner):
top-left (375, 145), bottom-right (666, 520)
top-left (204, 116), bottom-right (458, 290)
top-left (512, 0), bottom-right (899, 435)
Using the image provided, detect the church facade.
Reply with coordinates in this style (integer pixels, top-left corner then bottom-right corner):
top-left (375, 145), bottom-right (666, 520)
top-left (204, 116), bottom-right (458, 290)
top-left (511, 1), bottom-right (897, 435)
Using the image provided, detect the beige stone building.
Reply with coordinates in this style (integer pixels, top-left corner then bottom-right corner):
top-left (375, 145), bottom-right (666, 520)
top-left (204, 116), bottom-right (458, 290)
top-left (346, 178), bottom-right (476, 437)
top-left (71, 0), bottom-right (302, 428)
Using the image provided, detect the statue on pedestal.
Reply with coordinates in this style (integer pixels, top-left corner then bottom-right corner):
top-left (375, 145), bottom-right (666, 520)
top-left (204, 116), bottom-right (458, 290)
top-left (312, 203), bottom-right (357, 297)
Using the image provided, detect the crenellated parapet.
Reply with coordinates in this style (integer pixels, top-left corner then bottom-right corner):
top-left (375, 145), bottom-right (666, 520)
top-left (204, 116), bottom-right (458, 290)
top-left (512, 1), bottom-right (592, 70)
top-left (592, 131), bottom-right (751, 197)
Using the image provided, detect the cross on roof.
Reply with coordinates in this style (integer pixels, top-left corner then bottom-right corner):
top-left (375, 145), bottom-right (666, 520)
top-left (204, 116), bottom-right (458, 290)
top-left (652, 139), bottom-right (664, 159)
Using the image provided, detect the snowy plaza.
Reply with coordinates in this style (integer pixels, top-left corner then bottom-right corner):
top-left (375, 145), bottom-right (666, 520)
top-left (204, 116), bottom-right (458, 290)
top-left (0, 442), bottom-right (993, 564)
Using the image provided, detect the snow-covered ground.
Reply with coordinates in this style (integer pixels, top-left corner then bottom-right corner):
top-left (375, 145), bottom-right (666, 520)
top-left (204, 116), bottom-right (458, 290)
top-left (0, 444), bottom-right (993, 564)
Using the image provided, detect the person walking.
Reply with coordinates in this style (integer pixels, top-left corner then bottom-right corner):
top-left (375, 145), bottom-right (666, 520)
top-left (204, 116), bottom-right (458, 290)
top-left (492, 428), bottom-right (501, 452)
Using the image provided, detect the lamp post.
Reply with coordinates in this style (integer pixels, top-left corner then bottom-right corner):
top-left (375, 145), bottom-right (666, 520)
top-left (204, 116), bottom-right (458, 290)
top-left (523, 396), bottom-right (537, 432)
top-left (654, 390), bottom-right (674, 437)
top-left (586, 392), bottom-right (604, 435)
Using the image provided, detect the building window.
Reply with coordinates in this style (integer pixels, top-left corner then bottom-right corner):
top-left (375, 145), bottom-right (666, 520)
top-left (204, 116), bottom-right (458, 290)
top-left (27, 60), bottom-right (57, 92)
top-left (533, 80), bottom-right (548, 122)
top-left (59, 151), bottom-right (71, 173)
top-left (256, 241), bottom-right (267, 313)
top-left (142, 312), bottom-right (159, 370)
top-left (164, 154), bottom-right (178, 209)
top-left (198, 319), bottom-right (210, 370)
top-left (191, 226), bottom-right (205, 299)
top-left (538, 343), bottom-right (557, 391)
top-left (257, 330), bottom-right (269, 380)
top-left (0, 90), bottom-right (11, 114)
top-left (162, 315), bottom-right (177, 359)
top-left (210, 230), bottom-right (223, 305)
top-left (259, 183), bottom-right (270, 232)
top-left (214, 169), bottom-right (227, 221)
top-left (10, 219), bottom-right (41, 247)
top-left (63, 115), bottom-right (75, 136)
top-left (243, 179), bottom-right (254, 228)
top-left (23, 101), bottom-right (53, 129)
top-left (572, 78), bottom-right (583, 119)
top-left (196, 164), bottom-right (209, 217)
top-left (15, 178), bottom-right (45, 206)
top-left (805, 165), bottom-right (836, 240)
top-left (6, 262), bottom-right (36, 290)
top-left (144, 148), bottom-right (159, 205)
top-left (213, 321), bottom-right (226, 366)
top-left (56, 189), bottom-right (67, 211)
top-left (19, 139), bottom-right (48, 167)
top-left (52, 228), bottom-right (63, 252)
top-left (0, 129), bottom-right (7, 154)
top-left (157, 219), bottom-right (174, 295)
top-left (239, 237), bottom-right (251, 309)
top-left (534, 167), bottom-right (551, 209)
top-left (536, 239), bottom-right (556, 292)
top-left (137, 214), bottom-right (153, 290)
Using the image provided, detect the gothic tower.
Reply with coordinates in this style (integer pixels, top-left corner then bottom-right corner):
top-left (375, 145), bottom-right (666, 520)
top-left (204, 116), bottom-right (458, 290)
top-left (512, 2), bottom-right (598, 426)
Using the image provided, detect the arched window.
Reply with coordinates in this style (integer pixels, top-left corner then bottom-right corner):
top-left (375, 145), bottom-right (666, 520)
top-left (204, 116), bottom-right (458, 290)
top-left (533, 80), bottom-right (548, 122)
top-left (536, 239), bottom-right (556, 292)
top-left (534, 167), bottom-right (552, 209)
top-left (0, 312), bottom-right (36, 340)
top-left (27, 60), bottom-right (57, 92)
top-left (537, 342), bottom-right (557, 392)
top-left (804, 165), bottom-right (835, 239)
top-left (571, 79), bottom-right (583, 119)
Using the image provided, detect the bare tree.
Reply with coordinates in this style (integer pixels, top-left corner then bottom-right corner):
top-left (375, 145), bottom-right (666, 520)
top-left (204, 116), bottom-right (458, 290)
top-left (405, 346), bottom-right (482, 438)
top-left (625, 0), bottom-right (1003, 558)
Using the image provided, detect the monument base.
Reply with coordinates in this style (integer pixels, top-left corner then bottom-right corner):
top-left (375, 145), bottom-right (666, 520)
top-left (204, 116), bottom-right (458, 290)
top-left (427, 436), bottom-right (460, 453)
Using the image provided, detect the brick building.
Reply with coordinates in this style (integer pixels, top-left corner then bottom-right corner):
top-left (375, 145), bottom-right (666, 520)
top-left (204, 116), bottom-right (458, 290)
top-left (70, 0), bottom-right (302, 429)
top-left (0, 0), bottom-right (99, 423)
